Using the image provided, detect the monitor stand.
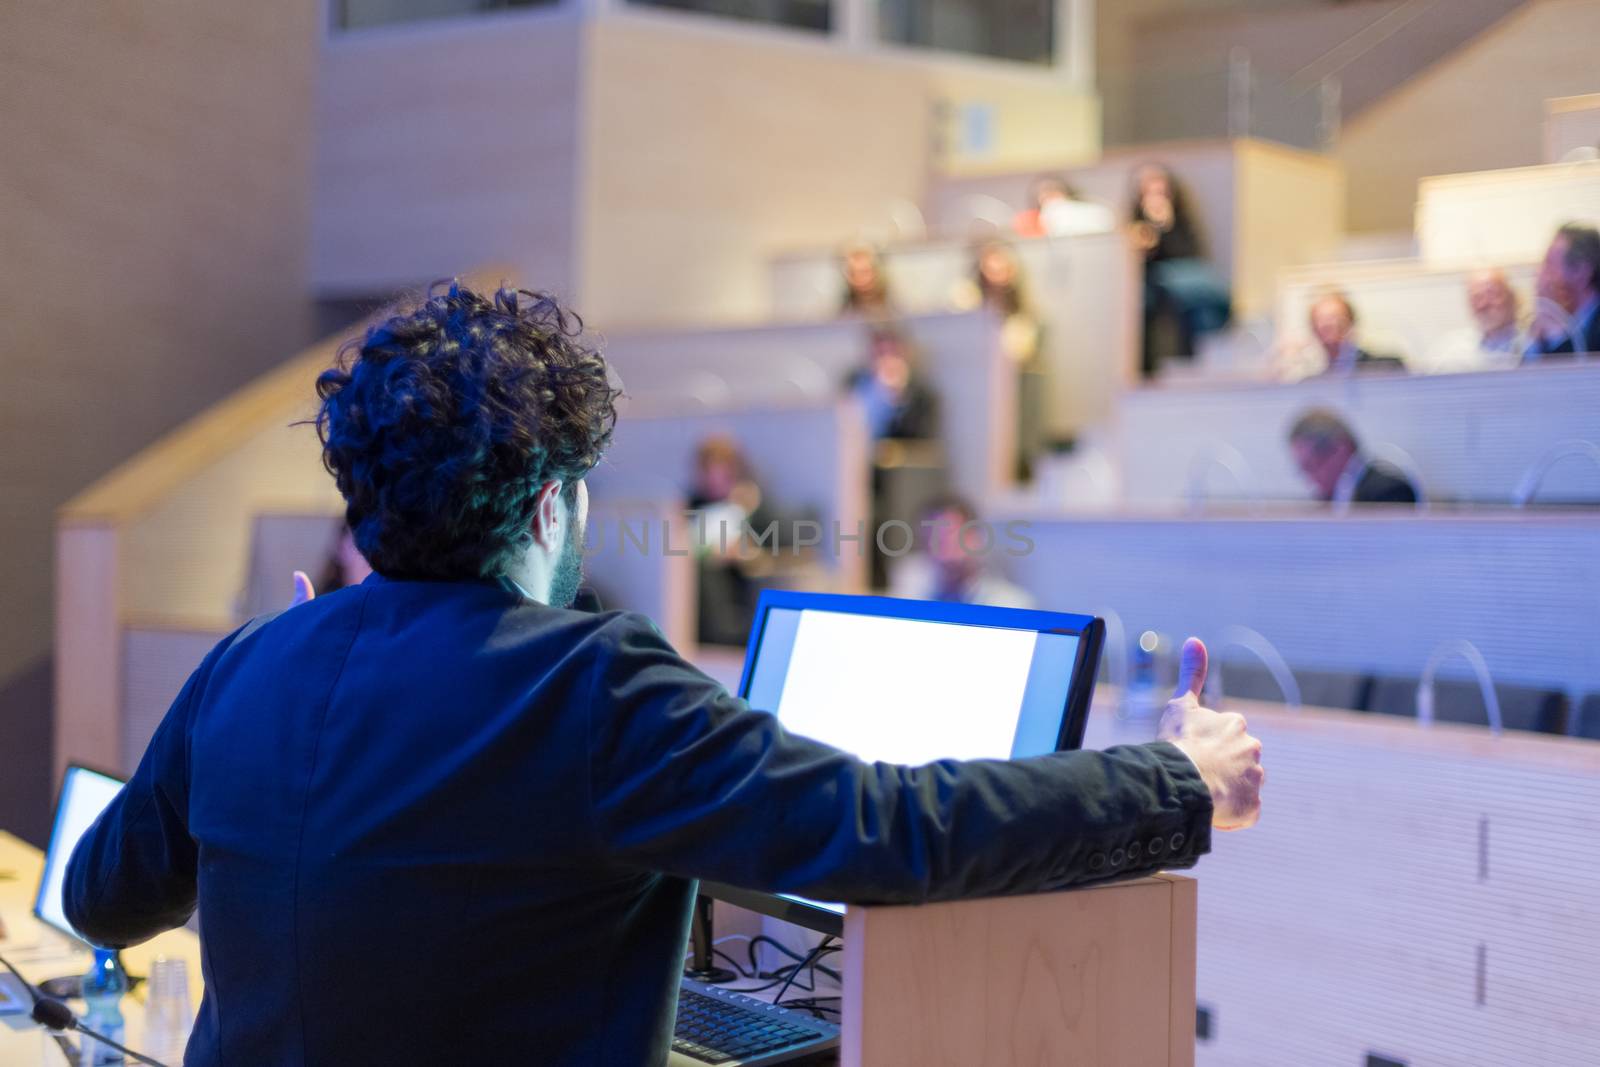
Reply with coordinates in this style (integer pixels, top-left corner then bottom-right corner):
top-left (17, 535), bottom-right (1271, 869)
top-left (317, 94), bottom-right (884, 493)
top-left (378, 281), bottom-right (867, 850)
top-left (681, 893), bottom-right (736, 984)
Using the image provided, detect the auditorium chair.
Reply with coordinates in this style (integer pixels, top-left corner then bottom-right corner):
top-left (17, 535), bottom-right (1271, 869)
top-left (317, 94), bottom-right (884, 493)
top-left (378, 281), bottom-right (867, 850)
top-left (1575, 694), bottom-right (1600, 741)
top-left (1363, 676), bottom-right (1570, 735)
top-left (1215, 660), bottom-right (1371, 711)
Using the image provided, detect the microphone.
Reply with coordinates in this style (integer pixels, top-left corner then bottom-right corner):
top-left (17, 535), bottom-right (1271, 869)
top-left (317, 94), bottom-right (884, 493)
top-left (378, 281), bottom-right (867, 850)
top-left (1, 950), bottom-right (170, 1067)
top-left (31, 997), bottom-right (75, 1031)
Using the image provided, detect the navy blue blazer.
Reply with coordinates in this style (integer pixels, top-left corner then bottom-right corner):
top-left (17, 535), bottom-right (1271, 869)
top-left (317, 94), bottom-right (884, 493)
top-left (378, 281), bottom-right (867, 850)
top-left (66, 574), bottom-right (1212, 1065)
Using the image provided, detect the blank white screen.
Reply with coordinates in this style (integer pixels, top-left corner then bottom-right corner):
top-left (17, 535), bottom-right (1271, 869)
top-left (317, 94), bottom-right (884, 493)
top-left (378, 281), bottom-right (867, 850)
top-left (774, 610), bottom-right (1038, 765)
top-left (36, 769), bottom-right (124, 938)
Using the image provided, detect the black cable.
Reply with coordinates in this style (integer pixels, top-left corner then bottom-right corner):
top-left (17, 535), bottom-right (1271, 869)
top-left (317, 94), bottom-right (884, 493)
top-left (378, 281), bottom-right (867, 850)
top-left (0, 950), bottom-right (169, 1067)
top-left (769, 936), bottom-right (837, 1011)
top-left (745, 937), bottom-right (841, 984)
top-left (779, 996), bottom-right (842, 1022)
top-left (0, 950), bottom-right (41, 1001)
top-left (710, 948), bottom-right (752, 979)
top-left (1, 951), bottom-right (77, 1066)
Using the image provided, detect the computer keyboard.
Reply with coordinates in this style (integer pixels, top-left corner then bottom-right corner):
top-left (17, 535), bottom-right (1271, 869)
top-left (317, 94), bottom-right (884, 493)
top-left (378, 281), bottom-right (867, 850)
top-left (670, 977), bottom-right (840, 1065)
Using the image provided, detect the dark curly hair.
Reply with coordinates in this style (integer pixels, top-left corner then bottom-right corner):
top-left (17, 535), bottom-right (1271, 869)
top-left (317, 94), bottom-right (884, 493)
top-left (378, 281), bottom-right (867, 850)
top-left (315, 281), bottom-right (619, 581)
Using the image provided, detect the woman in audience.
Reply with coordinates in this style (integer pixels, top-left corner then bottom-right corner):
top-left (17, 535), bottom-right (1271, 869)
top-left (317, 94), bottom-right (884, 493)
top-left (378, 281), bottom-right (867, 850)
top-left (838, 242), bottom-right (893, 316)
top-left (1129, 163), bottom-right (1232, 377)
top-left (1013, 175), bottom-right (1115, 239)
top-left (846, 325), bottom-right (940, 442)
top-left (953, 240), bottom-right (1045, 479)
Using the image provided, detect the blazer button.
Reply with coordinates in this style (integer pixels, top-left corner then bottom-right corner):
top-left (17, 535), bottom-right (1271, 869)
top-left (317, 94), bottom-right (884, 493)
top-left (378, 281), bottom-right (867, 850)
top-left (1127, 841), bottom-right (1142, 862)
top-left (1169, 831), bottom-right (1186, 852)
top-left (1148, 836), bottom-right (1166, 855)
top-left (1109, 847), bottom-right (1126, 867)
top-left (1089, 852), bottom-right (1107, 872)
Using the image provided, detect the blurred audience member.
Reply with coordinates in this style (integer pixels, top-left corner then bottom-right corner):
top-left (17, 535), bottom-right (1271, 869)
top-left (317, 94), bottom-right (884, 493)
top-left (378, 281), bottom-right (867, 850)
top-left (1303, 291), bottom-right (1406, 376)
top-left (954, 240), bottom-right (1044, 478)
top-left (1422, 269), bottom-right (1526, 374)
top-left (847, 326), bottom-right (940, 442)
top-left (1130, 163), bottom-right (1232, 376)
top-left (687, 436), bottom-right (772, 647)
top-left (890, 495), bottom-right (1033, 609)
top-left (1525, 223), bottom-right (1600, 360)
top-left (316, 522), bottom-right (373, 595)
top-left (839, 242), bottom-right (893, 316)
top-left (1288, 408), bottom-right (1418, 506)
top-left (1468, 268), bottom-right (1526, 357)
top-left (1013, 175), bottom-right (1115, 238)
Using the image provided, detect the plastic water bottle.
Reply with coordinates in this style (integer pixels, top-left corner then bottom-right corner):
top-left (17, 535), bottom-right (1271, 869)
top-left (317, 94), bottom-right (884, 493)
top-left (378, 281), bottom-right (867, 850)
top-left (79, 949), bottom-right (127, 1066)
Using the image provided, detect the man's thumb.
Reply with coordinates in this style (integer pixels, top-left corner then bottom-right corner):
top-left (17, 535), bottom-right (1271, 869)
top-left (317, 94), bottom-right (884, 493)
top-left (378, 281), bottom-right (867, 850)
top-left (291, 571), bottom-right (316, 607)
top-left (1173, 637), bottom-right (1208, 700)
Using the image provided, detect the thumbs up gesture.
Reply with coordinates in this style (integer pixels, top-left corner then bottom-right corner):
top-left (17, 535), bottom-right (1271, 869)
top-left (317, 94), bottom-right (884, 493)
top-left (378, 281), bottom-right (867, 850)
top-left (1158, 638), bottom-right (1265, 831)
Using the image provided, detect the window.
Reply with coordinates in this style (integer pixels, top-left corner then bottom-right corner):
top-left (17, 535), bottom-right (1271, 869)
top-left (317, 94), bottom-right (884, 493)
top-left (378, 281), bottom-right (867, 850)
top-left (335, 0), bottom-right (558, 32)
top-left (625, 0), bottom-right (831, 34)
top-left (879, 0), bottom-right (1055, 66)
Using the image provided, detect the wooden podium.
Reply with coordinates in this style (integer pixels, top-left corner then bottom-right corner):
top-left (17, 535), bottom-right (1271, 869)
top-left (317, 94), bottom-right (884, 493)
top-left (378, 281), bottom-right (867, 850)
top-left (838, 874), bottom-right (1196, 1067)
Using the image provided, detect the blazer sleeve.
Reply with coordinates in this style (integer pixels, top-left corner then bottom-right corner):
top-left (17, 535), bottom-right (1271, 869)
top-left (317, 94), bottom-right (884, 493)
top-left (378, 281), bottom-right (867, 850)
top-left (584, 613), bottom-right (1212, 905)
top-left (63, 630), bottom-right (238, 948)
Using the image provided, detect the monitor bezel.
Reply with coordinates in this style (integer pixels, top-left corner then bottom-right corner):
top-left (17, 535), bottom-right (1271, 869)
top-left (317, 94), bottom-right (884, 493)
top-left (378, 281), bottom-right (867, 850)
top-left (33, 763), bottom-right (127, 943)
top-left (701, 589), bottom-right (1106, 934)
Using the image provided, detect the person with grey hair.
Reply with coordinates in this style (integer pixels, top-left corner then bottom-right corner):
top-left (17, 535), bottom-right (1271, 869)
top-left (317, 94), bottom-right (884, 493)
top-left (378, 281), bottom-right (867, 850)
top-left (1525, 222), bottom-right (1600, 360)
top-left (1288, 408), bottom-right (1417, 505)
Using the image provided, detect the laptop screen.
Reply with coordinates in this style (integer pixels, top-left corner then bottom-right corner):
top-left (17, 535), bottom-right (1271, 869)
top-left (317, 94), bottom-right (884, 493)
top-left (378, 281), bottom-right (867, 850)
top-left (706, 591), bottom-right (1102, 932)
top-left (34, 766), bottom-right (126, 941)
top-left (744, 605), bottom-right (1084, 765)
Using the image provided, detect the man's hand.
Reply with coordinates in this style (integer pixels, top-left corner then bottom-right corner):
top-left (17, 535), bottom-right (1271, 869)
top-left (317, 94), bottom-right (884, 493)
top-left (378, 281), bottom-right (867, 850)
top-left (1158, 638), bottom-right (1265, 830)
top-left (291, 571), bottom-right (316, 608)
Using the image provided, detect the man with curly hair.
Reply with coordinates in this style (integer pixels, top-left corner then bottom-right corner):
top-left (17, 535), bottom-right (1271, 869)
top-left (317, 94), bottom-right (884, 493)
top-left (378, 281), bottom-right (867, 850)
top-left (64, 283), bottom-right (1262, 1066)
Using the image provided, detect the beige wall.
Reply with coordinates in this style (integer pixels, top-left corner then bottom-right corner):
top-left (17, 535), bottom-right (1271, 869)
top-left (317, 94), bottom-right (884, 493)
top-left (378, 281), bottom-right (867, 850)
top-left (577, 12), bottom-right (1099, 326)
top-left (577, 15), bottom-right (933, 326)
top-left (0, 5), bottom-right (318, 690)
top-left (1232, 138), bottom-right (1344, 319)
top-left (1337, 0), bottom-right (1600, 233)
top-left (313, 11), bottom-right (584, 297)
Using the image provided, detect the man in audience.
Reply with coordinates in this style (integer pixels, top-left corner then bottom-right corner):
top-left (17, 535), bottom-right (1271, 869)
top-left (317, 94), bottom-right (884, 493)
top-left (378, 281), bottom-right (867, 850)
top-left (1525, 222), bottom-right (1600, 359)
top-left (1306, 291), bottom-right (1406, 376)
top-left (846, 325), bottom-right (940, 442)
top-left (64, 282), bottom-right (1262, 1065)
top-left (1288, 408), bottom-right (1418, 505)
top-left (686, 435), bottom-right (772, 647)
top-left (1468, 268), bottom-right (1526, 358)
top-left (1425, 268), bottom-right (1526, 373)
top-left (889, 494), bottom-right (1034, 609)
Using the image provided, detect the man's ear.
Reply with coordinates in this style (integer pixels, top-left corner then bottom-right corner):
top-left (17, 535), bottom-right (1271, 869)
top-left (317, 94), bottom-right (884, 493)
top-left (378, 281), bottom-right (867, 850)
top-left (530, 480), bottom-right (565, 550)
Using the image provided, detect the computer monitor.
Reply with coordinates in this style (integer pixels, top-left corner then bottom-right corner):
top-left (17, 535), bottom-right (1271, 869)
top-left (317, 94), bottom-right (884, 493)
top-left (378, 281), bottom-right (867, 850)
top-left (702, 590), bottom-right (1104, 935)
top-left (34, 765), bottom-right (126, 942)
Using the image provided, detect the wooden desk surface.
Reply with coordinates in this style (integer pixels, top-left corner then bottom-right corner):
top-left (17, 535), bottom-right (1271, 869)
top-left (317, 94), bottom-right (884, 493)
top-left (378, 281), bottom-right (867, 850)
top-left (0, 831), bottom-right (202, 1063)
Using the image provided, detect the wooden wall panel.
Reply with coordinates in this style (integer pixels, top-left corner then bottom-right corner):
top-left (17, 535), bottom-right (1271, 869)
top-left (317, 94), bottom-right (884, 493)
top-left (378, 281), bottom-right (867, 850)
top-left (1335, 0), bottom-right (1600, 233)
top-left (313, 11), bottom-right (583, 297)
top-left (996, 511), bottom-right (1600, 693)
top-left (601, 310), bottom-right (1010, 506)
top-left (769, 231), bottom-right (1140, 436)
top-left (1117, 363), bottom-right (1600, 506)
top-left (0, 1), bottom-right (317, 691)
top-left (1418, 160), bottom-right (1600, 268)
top-left (1085, 700), bottom-right (1600, 1066)
top-left (1275, 258), bottom-right (1539, 370)
top-left (1545, 93), bottom-right (1600, 163)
